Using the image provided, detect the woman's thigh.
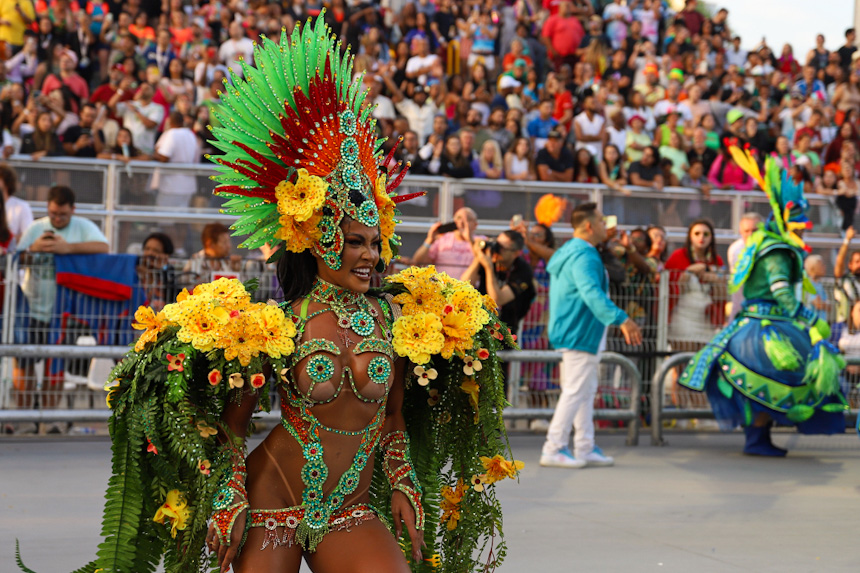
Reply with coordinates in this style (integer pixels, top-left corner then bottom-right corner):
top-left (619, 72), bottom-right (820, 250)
top-left (232, 525), bottom-right (304, 573)
top-left (306, 518), bottom-right (410, 573)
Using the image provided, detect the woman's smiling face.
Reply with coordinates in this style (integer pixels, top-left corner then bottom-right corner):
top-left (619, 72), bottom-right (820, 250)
top-left (315, 218), bottom-right (381, 293)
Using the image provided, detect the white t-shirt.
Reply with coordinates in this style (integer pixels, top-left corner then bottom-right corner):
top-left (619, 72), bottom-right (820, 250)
top-left (218, 37), bottom-right (255, 77)
top-left (6, 195), bottom-right (33, 241)
top-left (573, 111), bottom-right (605, 161)
top-left (405, 54), bottom-right (439, 85)
top-left (116, 101), bottom-right (165, 155)
top-left (154, 127), bottom-right (201, 198)
top-left (372, 94), bottom-right (396, 121)
top-left (394, 98), bottom-right (438, 142)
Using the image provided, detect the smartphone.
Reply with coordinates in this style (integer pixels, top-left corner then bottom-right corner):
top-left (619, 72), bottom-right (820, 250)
top-left (511, 214), bottom-right (523, 227)
top-left (604, 215), bottom-right (617, 229)
top-left (436, 221), bottom-right (457, 235)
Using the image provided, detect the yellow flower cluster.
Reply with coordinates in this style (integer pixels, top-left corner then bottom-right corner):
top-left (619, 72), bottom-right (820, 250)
top-left (374, 174), bottom-right (397, 264)
top-left (439, 479), bottom-right (466, 531)
top-left (388, 266), bottom-right (491, 363)
top-left (153, 489), bottom-right (190, 538)
top-left (479, 455), bottom-right (525, 485)
top-left (275, 168), bottom-right (326, 252)
top-left (133, 278), bottom-right (297, 366)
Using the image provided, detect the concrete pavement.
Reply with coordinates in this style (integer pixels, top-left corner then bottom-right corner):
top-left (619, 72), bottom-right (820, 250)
top-left (2, 430), bottom-right (859, 572)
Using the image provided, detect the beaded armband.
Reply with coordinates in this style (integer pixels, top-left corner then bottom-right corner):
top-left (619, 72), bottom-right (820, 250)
top-left (379, 430), bottom-right (424, 530)
top-left (210, 451), bottom-right (250, 546)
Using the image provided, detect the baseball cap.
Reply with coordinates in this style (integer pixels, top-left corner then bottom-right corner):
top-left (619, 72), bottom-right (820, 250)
top-left (413, 84), bottom-right (426, 94)
top-left (111, 63), bottom-right (125, 73)
top-left (547, 129), bottom-right (563, 139)
top-left (514, 58), bottom-right (527, 67)
top-left (668, 68), bottom-right (684, 82)
top-left (498, 75), bottom-right (522, 89)
top-left (62, 49), bottom-right (78, 67)
top-left (628, 114), bottom-right (646, 126)
top-left (726, 108), bottom-right (744, 124)
top-left (644, 63), bottom-right (659, 76)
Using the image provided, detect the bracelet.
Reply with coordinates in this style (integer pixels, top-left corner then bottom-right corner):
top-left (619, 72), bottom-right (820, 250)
top-left (423, 240), bottom-right (432, 248)
top-left (210, 446), bottom-right (249, 546)
top-left (379, 430), bottom-right (424, 530)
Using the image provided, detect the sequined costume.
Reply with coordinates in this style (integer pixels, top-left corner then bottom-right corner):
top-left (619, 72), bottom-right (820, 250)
top-left (17, 12), bottom-right (520, 573)
top-left (678, 148), bottom-right (850, 453)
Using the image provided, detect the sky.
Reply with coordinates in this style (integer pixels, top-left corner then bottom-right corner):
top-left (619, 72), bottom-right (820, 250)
top-left (709, 0), bottom-right (855, 56)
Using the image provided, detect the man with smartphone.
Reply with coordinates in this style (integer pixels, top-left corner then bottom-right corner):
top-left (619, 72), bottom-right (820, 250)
top-left (541, 203), bottom-right (642, 469)
top-left (412, 207), bottom-right (484, 278)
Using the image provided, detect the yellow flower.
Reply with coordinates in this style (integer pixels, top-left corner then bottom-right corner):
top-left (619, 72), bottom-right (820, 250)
top-left (460, 378), bottom-right (480, 414)
top-left (393, 283), bottom-right (445, 317)
top-left (425, 554), bottom-right (442, 568)
top-left (439, 479), bottom-right (466, 531)
top-left (198, 459), bottom-right (211, 475)
top-left (153, 490), bottom-right (190, 538)
top-left (482, 294), bottom-right (499, 316)
top-left (253, 303), bottom-right (297, 359)
top-left (479, 455), bottom-right (525, 484)
top-left (277, 210), bottom-right (323, 253)
top-left (391, 313), bottom-right (444, 364)
top-left (197, 422), bottom-right (217, 439)
top-left (164, 298), bottom-right (231, 352)
top-left (192, 277), bottom-right (250, 310)
top-left (386, 265), bottom-right (438, 288)
top-left (276, 168), bottom-right (327, 222)
top-left (440, 310), bottom-right (475, 359)
top-left (219, 315), bottom-right (264, 367)
top-left (175, 288), bottom-right (190, 303)
top-left (105, 381), bottom-right (120, 408)
top-left (132, 306), bottom-right (169, 352)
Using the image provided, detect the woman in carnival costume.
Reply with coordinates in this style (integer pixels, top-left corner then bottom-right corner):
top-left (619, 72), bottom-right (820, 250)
top-left (18, 13), bottom-right (521, 573)
top-left (678, 145), bottom-right (852, 456)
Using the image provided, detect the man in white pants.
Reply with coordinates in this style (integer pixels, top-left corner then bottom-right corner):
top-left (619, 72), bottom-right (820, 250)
top-left (541, 203), bottom-right (642, 468)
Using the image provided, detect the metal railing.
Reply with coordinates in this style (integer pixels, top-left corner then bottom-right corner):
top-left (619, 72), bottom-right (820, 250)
top-left (5, 156), bottom-right (849, 258)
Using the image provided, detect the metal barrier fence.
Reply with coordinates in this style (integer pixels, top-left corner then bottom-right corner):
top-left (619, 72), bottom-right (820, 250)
top-left (650, 353), bottom-right (860, 446)
top-left (6, 156), bottom-right (849, 259)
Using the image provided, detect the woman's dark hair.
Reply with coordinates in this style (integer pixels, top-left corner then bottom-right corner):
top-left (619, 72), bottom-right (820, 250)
top-left (0, 163), bottom-right (18, 196)
top-left (533, 223), bottom-right (556, 249)
top-left (0, 192), bottom-right (10, 245)
top-left (444, 134), bottom-right (468, 168)
top-left (278, 249), bottom-right (318, 302)
top-left (684, 218), bottom-right (719, 266)
top-left (112, 127), bottom-right (140, 155)
top-left (646, 224), bottom-right (668, 261)
top-left (573, 148), bottom-right (598, 181)
top-left (33, 111), bottom-right (57, 153)
top-left (143, 232), bottom-right (175, 255)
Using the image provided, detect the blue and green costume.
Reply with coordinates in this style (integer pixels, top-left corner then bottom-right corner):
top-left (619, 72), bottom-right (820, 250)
top-left (678, 149), bottom-right (851, 451)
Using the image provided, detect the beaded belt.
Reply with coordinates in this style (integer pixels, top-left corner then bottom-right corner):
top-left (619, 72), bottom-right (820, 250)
top-left (249, 503), bottom-right (377, 550)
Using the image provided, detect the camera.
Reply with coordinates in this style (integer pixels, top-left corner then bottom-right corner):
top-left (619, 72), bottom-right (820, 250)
top-left (479, 240), bottom-right (501, 254)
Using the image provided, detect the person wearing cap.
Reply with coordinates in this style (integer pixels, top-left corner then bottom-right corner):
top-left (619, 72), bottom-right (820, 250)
top-left (634, 61), bottom-right (665, 106)
top-left (624, 113), bottom-right (650, 167)
top-left (535, 129), bottom-right (574, 182)
top-left (41, 49), bottom-right (88, 112)
top-left (382, 67), bottom-right (439, 143)
top-left (652, 107), bottom-right (685, 148)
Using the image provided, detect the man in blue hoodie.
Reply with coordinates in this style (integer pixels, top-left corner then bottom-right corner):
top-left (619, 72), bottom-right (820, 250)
top-left (541, 203), bottom-right (642, 468)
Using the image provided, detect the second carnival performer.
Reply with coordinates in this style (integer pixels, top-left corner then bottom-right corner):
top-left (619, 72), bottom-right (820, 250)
top-left (678, 145), bottom-right (852, 456)
top-left (18, 12), bottom-right (521, 573)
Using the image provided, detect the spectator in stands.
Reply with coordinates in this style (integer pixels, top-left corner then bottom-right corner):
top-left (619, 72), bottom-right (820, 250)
top-left (14, 185), bottom-right (109, 421)
top-left (97, 127), bottom-right (150, 162)
top-left (541, 0), bottom-right (585, 71)
top-left (652, 108), bottom-right (684, 148)
top-left (660, 131), bottom-right (689, 184)
top-left (504, 137), bottom-right (536, 181)
top-left (628, 145), bottom-right (664, 190)
top-left (527, 99), bottom-right (559, 144)
top-left (793, 65), bottom-right (828, 100)
top-left (792, 131), bottom-right (822, 176)
top-left (219, 21), bottom-right (254, 78)
top-left (708, 141), bottom-right (755, 190)
top-left (599, 143), bottom-right (628, 194)
top-left (41, 49), bottom-right (89, 112)
top-left (19, 111), bottom-right (62, 159)
top-left (573, 92), bottom-right (605, 161)
top-left (461, 229), bottom-right (536, 333)
top-left (429, 134), bottom-right (473, 178)
top-left (385, 74), bottom-right (438, 143)
top-left (573, 148), bottom-right (598, 183)
top-left (0, 163), bottom-right (33, 243)
top-left (138, 232), bottom-right (176, 312)
top-left (698, 113), bottom-right (721, 150)
top-left (184, 222), bottom-right (241, 278)
top-left (536, 129), bottom-right (574, 182)
top-left (681, 158), bottom-right (712, 198)
top-left (835, 227), bottom-right (860, 326)
top-left (62, 102), bottom-right (104, 157)
top-left (398, 130), bottom-right (427, 174)
top-left (413, 207), bottom-right (484, 278)
top-left (108, 80), bottom-right (164, 155)
top-left (152, 111), bottom-right (200, 208)
top-left (472, 139), bottom-right (504, 179)
top-left (143, 27), bottom-right (175, 78)
top-left (823, 120), bottom-right (859, 167)
top-left (624, 114), bottom-right (650, 166)
top-left (540, 202), bottom-right (641, 468)
top-left (802, 254), bottom-right (830, 321)
top-left (687, 126), bottom-right (717, 173)
top-left (835, 160), bottom-right (860, 231)
top-left (483, 106), bottom-right (514, 153)
top-left (646, 224), bottom-right (668, 266)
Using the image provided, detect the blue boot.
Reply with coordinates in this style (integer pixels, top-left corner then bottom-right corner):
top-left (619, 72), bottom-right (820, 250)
top-left (743, 425), bottom-right (787, 457)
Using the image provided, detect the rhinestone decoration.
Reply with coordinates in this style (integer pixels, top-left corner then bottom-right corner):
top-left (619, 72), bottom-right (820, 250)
top-left (306, 355), bottom-right (335, 384)
top-left (367, 356), bottom-right (392, 385)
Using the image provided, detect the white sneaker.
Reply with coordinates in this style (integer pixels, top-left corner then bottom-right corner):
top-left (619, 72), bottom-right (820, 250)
top-left (540, 447), bottom-right (587, 469)
top-left (583, 446), bottom-right (614, 467)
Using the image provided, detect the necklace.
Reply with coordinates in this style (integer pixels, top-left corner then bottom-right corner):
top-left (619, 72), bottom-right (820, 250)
top-left (308, 277), bottom-right (379, 339)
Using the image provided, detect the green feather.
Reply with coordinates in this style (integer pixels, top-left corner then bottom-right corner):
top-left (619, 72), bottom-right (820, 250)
top-left (762, 330), bottom-right (801, 371)
top-left (786, 404), bottom-right (815, 422)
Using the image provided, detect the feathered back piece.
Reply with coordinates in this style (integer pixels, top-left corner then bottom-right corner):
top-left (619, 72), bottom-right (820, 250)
top-left (208, 12), bottom-right (409, 271)
top-left (727, 144), bottom-right (812, 252)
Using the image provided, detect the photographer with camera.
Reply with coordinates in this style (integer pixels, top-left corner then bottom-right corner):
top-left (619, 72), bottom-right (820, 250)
top-left (461, 229), bottom-right (536, 333)
top-left (412, 207), bottom-right (485, 279)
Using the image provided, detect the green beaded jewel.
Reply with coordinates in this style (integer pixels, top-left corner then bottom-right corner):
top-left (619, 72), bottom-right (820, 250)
top-left (306, 355), bottom-right (335, 384)
top-left (368, 356), bottom-right (392, 385)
